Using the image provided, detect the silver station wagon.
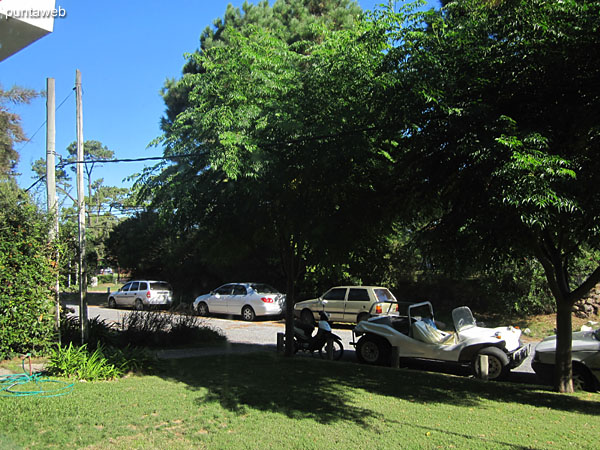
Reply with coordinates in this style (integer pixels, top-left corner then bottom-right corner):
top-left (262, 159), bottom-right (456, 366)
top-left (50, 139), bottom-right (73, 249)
top-left (108, 280), bottom-right (173, 310)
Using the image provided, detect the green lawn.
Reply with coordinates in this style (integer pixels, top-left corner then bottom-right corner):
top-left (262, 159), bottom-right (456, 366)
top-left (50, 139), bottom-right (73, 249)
top-left (1, 353), bottom-right (598, 449)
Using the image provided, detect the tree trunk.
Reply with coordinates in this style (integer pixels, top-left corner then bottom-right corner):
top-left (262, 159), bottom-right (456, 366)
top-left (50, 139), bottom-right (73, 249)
top-left (533, 232), bottom-right (575, 393)
top-left (555, 299), bottom-right (574, 393)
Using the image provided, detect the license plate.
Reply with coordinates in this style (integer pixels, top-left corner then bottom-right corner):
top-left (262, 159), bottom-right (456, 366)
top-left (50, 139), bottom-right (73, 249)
top-left (514, 344), bottom-right (530, 362)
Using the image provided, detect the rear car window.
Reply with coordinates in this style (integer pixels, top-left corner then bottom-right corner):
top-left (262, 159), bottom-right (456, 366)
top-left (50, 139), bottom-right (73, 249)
top-left (150, 282), bottom-right (172, 291)
top-left (348, 288), bottom-right (370, 302)
top-left (374, 288), bottom-right (395, 302)
top-left (250, 283), bottom-right (279, 294)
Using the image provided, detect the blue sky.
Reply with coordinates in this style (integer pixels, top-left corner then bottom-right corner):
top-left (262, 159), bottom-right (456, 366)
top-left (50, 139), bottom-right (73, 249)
top-left (2, 0), bottom-right (436, 194)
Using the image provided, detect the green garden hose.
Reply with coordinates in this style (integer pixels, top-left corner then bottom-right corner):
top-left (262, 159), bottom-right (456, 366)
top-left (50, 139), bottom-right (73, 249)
top-left (0, 355), bottom-right (74, 398)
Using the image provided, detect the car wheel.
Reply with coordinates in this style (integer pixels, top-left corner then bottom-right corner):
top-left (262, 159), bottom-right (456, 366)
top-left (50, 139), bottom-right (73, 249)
top-left (301, 309), bottom-right (315, 326)
top-left (472, 347), bottom-right (509, 381)
top-left (356, 335), bottom-right (391, 366)
top-left (318, 337), bottom-right (344, 361)
top-left (108, 297), bottom-right (116, 309)
top-left (196, 302), bottom-right (209, 316)
top-left (357, 312), bottom-right (369, 323)
top-left (242, 306), bottom-right (256, 321)
top-left (134, 299), bottom-right (145, 311)
top-left (573, 364), bottom-right (595, 392)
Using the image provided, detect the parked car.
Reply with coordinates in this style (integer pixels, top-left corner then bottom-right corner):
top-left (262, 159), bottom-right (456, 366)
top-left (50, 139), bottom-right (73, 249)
top-left (352, 300), bottom-right (530, 381)
top-left (531, 324), bottom-right (600, 392)
top-left (294, 286), bottom-right (396, 325)
top-left (108, 280), bottom-right (173, 310)
top-left (193, 283), bottom-right (285, 321)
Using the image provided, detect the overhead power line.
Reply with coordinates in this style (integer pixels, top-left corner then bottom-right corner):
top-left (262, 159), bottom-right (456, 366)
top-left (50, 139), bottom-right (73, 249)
top-left (16, 90), bottom-right (74, 154)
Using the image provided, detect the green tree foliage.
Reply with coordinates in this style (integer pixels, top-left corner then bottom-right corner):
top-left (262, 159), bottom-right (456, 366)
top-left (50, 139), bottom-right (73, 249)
top-left (382, 0), bottom-right (600, 392)
top-left (135, 1), bottom-right (394, 353)
top-left (32, 140), bottom-right (130, 275)
top-left (0, 182), bottom-right (57, 359)
top-left (0, 84), bottom-right (40, 178)
top-left (65, 140), bottom-right (115, 221)
top-left (160, 0), bottom-right (362, 137)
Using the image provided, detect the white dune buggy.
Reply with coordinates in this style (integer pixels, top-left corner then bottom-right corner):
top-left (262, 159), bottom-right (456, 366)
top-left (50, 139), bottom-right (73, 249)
top-left (352, 301), bottom-right (530, 381)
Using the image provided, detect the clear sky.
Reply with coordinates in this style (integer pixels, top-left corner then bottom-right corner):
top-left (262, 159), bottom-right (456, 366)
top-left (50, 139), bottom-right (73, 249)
top-left (2, 0), bottom-right (436, 194)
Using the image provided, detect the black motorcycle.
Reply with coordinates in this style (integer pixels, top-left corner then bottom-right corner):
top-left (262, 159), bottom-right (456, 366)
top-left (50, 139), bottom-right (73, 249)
top-left (293, 310), bottom-right (344, 360)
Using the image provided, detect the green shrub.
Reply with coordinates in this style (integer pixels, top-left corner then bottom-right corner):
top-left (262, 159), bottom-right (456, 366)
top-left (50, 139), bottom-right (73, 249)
top-left (0, 183), bottom-right (57, 359)
top-left (169, 313), bottom-right (226, 345)
top-left (57, 316), bottom-right (157, 376)
top-left (45, 343), bottom-right (122, 381)
top-left (97, 274), bottom-right (115, 284)
top-left (60, 315), bottom-right (119, 349)
top-left (102, 345), bottom-right (157, 373)
top-left (118, 311), bottom-right (225, 347)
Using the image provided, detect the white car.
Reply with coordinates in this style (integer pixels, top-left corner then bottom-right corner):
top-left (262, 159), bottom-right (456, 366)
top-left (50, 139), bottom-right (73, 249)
top-left (294, 286), bottom-right (397, 325)
top-left (193, 283), bottom-right (285, 321)
top-left (352, 301), bottom-right (530, 381)
top-left (532, 325), bottom-right (600, 391)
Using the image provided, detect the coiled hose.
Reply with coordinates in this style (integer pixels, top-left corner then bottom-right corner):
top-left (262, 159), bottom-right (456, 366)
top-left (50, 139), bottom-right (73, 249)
top-left (0, 354), bottom-right (74, 398)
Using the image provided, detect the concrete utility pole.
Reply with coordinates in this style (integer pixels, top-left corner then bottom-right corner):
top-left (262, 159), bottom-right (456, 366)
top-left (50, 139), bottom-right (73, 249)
top-left (46, 77), bottom-right (60, 344)
top-left (76, 69), bottom-right (88, 344)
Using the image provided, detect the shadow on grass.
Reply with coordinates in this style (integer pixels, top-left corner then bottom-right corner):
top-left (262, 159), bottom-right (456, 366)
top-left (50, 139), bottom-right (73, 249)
top-left (155, 351), bottom-right (599, 429)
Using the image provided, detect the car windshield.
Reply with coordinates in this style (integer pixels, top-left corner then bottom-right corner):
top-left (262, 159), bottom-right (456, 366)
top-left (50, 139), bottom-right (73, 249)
top-left (150, 282), bottom-right (172, 291)
top-left (594, 329), bottom-right (600, 341)
top-left (452, 306), bottom-right (476, 332)
top-left (250, 283), bottom-right (279, 294)
top-left (374, 288), bottom-right (396, 302)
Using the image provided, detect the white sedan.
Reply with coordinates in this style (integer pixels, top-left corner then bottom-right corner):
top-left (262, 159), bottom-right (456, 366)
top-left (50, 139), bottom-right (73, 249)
top-left (193, 283), bottom-right (285, 321)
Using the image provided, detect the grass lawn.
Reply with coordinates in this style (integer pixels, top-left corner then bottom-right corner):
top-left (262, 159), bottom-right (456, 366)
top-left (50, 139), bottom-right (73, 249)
top-left (1, 352), bottom-right (598, 449)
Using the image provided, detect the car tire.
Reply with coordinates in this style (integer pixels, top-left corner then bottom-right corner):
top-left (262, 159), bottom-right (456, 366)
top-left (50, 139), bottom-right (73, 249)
top-left (108, 297), bottom-right (117, 309)
top-left (242, 305), bottom-right (256, 322)
top-left (357, 312), bottom-right (369, 323)
top-left (301, 309), bottom-right (315, 327)
top-left (318, 337), bottom-right (344, 361)
top-left (196, 302), bottom-right (209, 317)
top-left (356, 334), bottom-right (391, 366)
top-left (573, 364), bottom-right (596, 392)
top-left (134, 299), bottom-right (145, 311)
top-left (472, 347), bottom-right (509, 381)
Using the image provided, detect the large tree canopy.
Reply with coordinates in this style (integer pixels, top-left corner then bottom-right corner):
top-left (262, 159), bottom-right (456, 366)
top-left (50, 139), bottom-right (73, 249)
top-left (160, 0), bottom-right (363, 137)
top-left (137, 0), bottom-right (394, 354)
top-left (129, 0), bottom-right (599, 391)
top-left (383, 0), bottom-right (600, 392)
